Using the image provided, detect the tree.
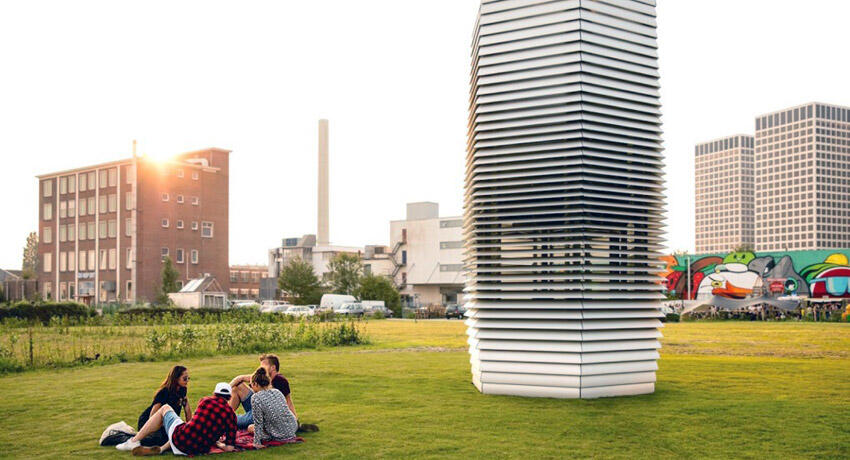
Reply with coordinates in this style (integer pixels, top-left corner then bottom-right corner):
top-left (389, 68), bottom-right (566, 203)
top-left (21, 232), bottom-right (38, 279)
top-left (155, 256), bottom-right (180, 305)
top-left (326, 253), bottom-right (363, 295)
top-left (278, 257), bottom-right (323, 305)
top-left (355, 274), bottom-right (401, 317)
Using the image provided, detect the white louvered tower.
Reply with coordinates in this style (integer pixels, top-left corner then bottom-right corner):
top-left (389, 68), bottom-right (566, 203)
top-left (465, 0), bottom-right (666, 399)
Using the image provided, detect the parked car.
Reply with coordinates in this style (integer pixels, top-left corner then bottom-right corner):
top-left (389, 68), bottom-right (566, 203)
top-left (335, 302), bottom-right (364, 317)
top-left (445, 303), bottom-right (466, 319)
top-left (260, 300), bottom-right (291, 313)
top-left (285, 305), bottom-right (315, 317)
top-left (232, 300), bottom-right (260, 309)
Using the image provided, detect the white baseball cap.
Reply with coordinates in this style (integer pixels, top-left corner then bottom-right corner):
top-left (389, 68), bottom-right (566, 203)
top-left (214, 382), bottom-right (232, 397)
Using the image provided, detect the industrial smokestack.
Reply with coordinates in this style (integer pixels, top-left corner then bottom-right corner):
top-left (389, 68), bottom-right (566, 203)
top-left (317, 119), bottom-right (329, 246)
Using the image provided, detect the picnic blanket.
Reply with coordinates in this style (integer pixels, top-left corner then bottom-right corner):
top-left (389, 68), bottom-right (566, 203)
top-left (201, 430), bottom-right (304, 455)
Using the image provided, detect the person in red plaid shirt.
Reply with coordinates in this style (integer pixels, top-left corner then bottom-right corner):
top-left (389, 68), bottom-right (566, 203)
top-left (117, 382), bottom-right (237, 456)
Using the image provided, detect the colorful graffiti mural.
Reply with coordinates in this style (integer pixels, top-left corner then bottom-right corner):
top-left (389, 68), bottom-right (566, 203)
top-left (662, 249), bottom-right (850, 300)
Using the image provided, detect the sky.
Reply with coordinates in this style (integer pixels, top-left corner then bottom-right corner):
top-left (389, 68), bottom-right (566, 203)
top-left (1, 0), bottom-right (848, 268)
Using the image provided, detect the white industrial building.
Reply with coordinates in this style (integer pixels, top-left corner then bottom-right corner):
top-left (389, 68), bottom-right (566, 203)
top-left (390, 202), bottom-right (465, 307)
top-left (464, 0), bottom-right (666, 399)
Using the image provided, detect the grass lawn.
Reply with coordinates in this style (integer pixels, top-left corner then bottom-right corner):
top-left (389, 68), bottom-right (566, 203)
top-left (1, 320), bottom-right (848, 459)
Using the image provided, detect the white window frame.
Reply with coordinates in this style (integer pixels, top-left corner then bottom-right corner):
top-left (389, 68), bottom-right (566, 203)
top-left (108, 219), bottom-right (117, 238)
top-left (79, 173), bottom-right (87, 192)
top-left (108, 194), bottom-right (117, 213)
top-left (161, 247), bottom-right (169, 261)
top-left (43, 253), bottom-right (52, 272)
top-left (59, 201), bottom-right (67, 218)
top-left (191, 221), bottom-right (198, 231)
top-left (99, 170), bottom-right (108, 188)
top-left (201, 221), bottom-right (213, 238)
top-left (177, 195), bottom-right (184, 204)
top-left (162, 193), bottom-right (169, 202)
top-left (176, 248), bottom-right (185, 264)
top-left (43, 179), bottom-right (52, 197)
top-left (126, 248), bottom-right (134, 269)
top-left (161, 218), bottom-right (169, 228)
top-left (59, 177), bottom-right (67, 195)
top-left (191, 249), bottom-right (199, 264)
top-left (79, 198), bottom-right (86, 216)
top-left (43, 227), bottom-right (52, 243)
top-left (176, 220), bottom-right (184, 229)
top-left (191, 196), bottom-right (199, 206)
top-left (108, 168), bottom-right (117, 187)
top-left (43, 203), bottom-right (52, 220)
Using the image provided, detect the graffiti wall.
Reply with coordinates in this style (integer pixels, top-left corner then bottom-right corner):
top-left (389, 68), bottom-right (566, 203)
top-left (661, 249), bottom-right (850, 300)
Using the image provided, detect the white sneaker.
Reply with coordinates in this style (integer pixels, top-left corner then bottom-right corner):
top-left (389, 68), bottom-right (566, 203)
top-left (115, 439), bottom-right (141, 451)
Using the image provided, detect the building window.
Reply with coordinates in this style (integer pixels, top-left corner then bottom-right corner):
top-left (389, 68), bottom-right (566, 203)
top-left (191, 196), bottom-right (199, 206)
top-left (176, 248), bottom-right (185, 264)
top-left (43, 180), bottom-right (53, 197)
top-left (162, 193), bottom-right (169, 202)
top-left (230, 271), bottom-right (237, 282)
top-left (59, 177), bottom-right (67, 195)
top-left (99, 195), bottom-right (107, 213)
top-left (126, 165), bottom-right (135, 184)
top-left (68, 200), bottom-right (76, 217)
top-left (108, 194), bottom-right (117, 213)
top-left (68, 176), bottom-right (75, 193)
top-left (59, 225), bottom-right (67, 242)
top-left (100, 249), bottom-right (107, 269)
top-left (99, 221), bottom-right (107, 238)
top-left (79, 198), bottom-right (87, 215)
top-left (126, 248), bottom-right (134, 269)
top-left (87, 222), bottom-right (95, 240)
top-left (126, 192), bottom-right (135, 210)
top-left (176, 220), bottom-right (184, 229)
top-left (88, 171), bottom-right (95, 189)
top-left (191, 221), bottom-right (198, 231)
top-left (125, 218), bottom-right (133, 236)
top-left (108, 168), bottom-right (117, 187)
top-left (79, 174), bottom-right (87, 192)
top-left (88, 197), bottom-right (95, 215)
top-left (126, 281), bottom-right (133, 299)
top-left (108, 248), bottom-right (116, 269)
top-left (161, 247), bottom-right (169, 261)
top-left (191, 249), bottom-right (199, 264)
top-left (43, 227), bottom-right (52, 244)
top-left (68, 282), bottom-right (75, 299)
top-left (59, 282), bottom-right (67, 300)
top-left (68, 223), bottom-right (75, 241)
top-left (59, 252), bottom-right (67, 272)
top-left (177, 168), bottom-right (184, 178)
top-left (43, 203), bottom-right (52, 220)
top-left (99, 170), bottom-right (108, 188)
top-left (162, 218), bottom-right (169, 228)
top-left (177, 195), bottom-right (184, 204)
top-left (201, 221), bottom-right (213, 238)
top-left (43, 282), bottom-right (52, 300)
top-left (108, 219), bottom-right (117, 238)
top-left (192, 171), bottom-right (199, 180)
top-left (88, 250), bottom-right (95, 271)
top-left (68, 252), bottom-right (75, 272)
top-left (43, 253), bottom-right (52, 272)
top-left (59, 201), bottom-right (67, 219)
top-left (176, 280), bottom-right (184, 290)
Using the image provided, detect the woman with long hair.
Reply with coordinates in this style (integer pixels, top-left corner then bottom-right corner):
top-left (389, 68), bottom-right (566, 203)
top-left (137, 365), bottom-right (194, 451)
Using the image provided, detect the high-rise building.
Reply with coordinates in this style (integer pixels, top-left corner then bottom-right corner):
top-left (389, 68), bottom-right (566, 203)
top-left (754, 102), bottom-right (850, 251)
top-left (694, 135), bottom-right (754, 253)
top-left (36, 148), bottom-right (230, 305)
top-left (465, 0), bottom-right (665, 398)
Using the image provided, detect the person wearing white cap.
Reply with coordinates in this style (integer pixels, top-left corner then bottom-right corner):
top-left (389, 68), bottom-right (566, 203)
top-left (117, 382), bottom-right (238, 456)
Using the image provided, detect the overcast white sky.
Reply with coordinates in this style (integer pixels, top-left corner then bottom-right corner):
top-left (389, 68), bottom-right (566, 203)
top-left (1, 0), bottom-right (848, 268)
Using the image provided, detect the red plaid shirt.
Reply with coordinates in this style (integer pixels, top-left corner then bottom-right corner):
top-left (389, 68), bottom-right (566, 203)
top-left (171, 395), bottom-right (237, 455)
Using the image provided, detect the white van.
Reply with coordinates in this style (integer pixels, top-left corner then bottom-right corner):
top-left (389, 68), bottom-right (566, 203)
top-left (320, 294), bottom-right (357, 312)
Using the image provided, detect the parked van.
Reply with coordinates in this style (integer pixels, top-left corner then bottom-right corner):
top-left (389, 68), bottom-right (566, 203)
top-left (320, 294), bottom-right (357, 312)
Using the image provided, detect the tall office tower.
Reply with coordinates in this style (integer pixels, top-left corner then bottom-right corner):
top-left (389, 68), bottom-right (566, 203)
top-left (465, 0), bottom-right (665, 398)
top-left (694, 135), bottom-right (754, 253)
top-left (754, 103), bottom-right (850, 251)
top-left (37, 148), bottom-right (230, 305)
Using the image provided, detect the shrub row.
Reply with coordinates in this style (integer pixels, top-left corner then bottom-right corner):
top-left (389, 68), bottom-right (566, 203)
top-left (0, 301), bottom-right (93, 324)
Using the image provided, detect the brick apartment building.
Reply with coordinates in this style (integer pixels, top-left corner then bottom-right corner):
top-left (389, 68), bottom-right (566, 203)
top-left (229, 264), bottom-right (268, 300)
top-left (36, 148), bottom-right (230, 305)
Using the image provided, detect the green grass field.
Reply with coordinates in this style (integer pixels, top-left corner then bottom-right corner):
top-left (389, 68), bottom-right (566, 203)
top-left (1, 320), bottom-right (848, 459)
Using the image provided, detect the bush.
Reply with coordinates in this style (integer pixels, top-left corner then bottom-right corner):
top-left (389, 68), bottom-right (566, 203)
top-left (0, 301), bottom-right (93, 325)
top-left (663, 313), bottom-right (680, 323)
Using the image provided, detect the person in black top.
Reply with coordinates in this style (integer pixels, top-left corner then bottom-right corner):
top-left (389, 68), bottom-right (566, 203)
top-left (137, 365), bottom-right (194, 450)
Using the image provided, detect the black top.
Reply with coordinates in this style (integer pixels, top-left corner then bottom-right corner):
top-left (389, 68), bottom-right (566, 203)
top-left (138, 386), bottom-right (187, 430)
top-left (272, 374), bottom-right (290, 397)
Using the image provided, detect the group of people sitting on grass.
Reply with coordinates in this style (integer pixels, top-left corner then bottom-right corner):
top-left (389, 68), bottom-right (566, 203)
top-left (116, 353), bottom-right (315, 456)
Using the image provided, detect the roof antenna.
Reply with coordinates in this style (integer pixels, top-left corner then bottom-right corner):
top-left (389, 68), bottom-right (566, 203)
top-left (132, 139), bottom-right (138, 158)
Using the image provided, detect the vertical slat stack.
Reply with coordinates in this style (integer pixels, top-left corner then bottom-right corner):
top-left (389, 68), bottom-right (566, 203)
top-left (465, 0), bottom-right (666, 398)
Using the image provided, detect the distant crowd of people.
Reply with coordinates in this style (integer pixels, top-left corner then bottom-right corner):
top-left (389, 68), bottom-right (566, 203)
top-left (673, 302), bottom-right (847, 321)
top-left (115, 354), bottom-right (315, 456)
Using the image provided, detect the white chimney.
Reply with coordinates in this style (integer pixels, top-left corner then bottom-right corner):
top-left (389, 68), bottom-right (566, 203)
top-left (317, 119), bottom-right (330, 246)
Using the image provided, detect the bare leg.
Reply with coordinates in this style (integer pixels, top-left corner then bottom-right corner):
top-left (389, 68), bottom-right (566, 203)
top-left (229, 382), bottom-right (250, 411)
top-left (159, 441), bottom-right (171, 453)
top-left (132, 405), bottom-right (173, 442)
